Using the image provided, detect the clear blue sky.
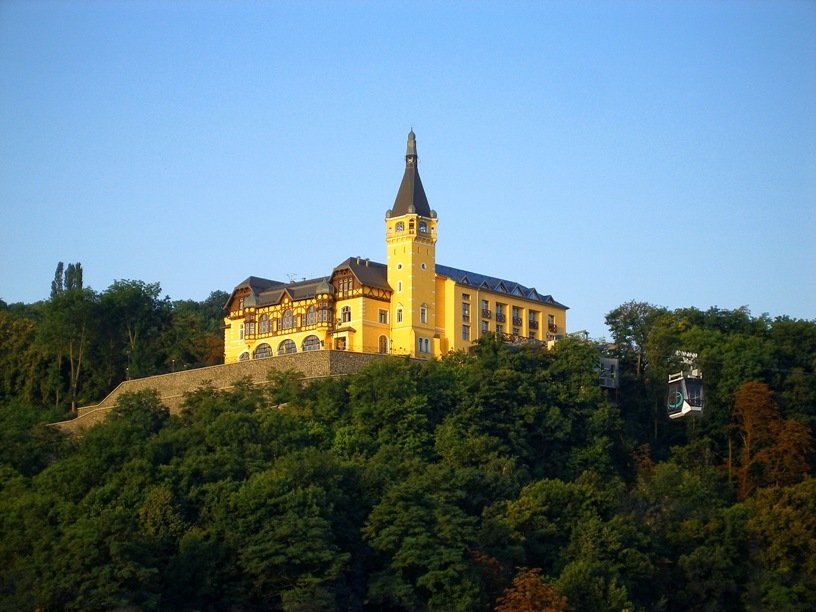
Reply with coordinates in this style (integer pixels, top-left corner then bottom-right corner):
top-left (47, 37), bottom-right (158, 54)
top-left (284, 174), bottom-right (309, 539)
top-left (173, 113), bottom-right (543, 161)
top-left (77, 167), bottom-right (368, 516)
top-left (1, 1), bottom-right (814, 339)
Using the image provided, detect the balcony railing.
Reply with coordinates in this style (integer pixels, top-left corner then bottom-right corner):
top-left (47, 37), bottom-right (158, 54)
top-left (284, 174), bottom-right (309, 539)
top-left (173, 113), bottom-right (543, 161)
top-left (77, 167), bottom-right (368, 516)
top-left (529, 320), bottom-right (539, 330)
top-left (512, 317), bottom-right (523, 326)
top-left (482, 309), bottom-right (492, 319)
top-left (495, 313), bottom-right (506, 323)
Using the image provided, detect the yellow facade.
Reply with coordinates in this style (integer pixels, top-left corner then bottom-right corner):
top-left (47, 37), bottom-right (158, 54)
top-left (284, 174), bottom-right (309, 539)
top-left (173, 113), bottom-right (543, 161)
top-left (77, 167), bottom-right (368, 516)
top-left (223, 131), bottom-right (568, 363)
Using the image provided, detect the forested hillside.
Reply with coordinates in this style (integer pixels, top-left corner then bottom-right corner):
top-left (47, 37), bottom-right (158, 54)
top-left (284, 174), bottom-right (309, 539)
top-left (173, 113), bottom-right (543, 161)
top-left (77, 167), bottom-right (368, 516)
top-left (1, 266), bottom-right (228, 413)
top-left (1, 292), bottom-right (814, 610)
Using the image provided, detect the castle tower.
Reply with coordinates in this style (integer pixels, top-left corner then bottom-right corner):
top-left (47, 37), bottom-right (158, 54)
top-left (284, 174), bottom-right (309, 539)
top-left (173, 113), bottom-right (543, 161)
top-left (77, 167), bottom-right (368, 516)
top-left (385, 130), bottom-right (438, 357)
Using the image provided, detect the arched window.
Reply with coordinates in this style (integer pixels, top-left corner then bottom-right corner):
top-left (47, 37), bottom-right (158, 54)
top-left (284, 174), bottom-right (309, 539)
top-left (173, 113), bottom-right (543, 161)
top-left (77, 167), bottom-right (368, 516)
top-left (253, 343), bottom-right (272, 359)
top-left (282, 309), bottom-right (294, 330)
top-left (302, 335), bottom-right (321, 351)
top-left (259, 314), bottom-right (269, 334)
top-left (395, 221), bottom-right (405, 233)
top-left (378, 335), bottom-right (389, 354)
top-left (239, 351), bottom-right (250, 362)
top-left (408, 220), bottom-right (415, 234)
top-left (341, 306), bottom-right (351, 323)
top-left (277, 339), bottom-right (297, 355)
top-left (306, 305), bottom-right (317, 325)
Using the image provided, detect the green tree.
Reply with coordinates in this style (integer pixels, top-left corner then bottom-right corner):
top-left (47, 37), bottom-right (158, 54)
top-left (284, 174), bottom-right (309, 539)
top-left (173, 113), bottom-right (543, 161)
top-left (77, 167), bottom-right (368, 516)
top-left (38, 287), bottom-right (99, 412)
top-left (101, 280), bottom-right (171, 379)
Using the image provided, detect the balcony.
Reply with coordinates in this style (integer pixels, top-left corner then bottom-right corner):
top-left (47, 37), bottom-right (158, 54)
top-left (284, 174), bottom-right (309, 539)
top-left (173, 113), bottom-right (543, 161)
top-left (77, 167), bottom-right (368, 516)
top-left (512, 317), bottom-right (523, 326)
top-left (549, 323), bottom-right (558, 333)
top-left (529, 320), bottom-right (539, 330)
top-left (482, 309), bottom-right (492, 319)
top-left (495, 313), bottom-right (506, 323)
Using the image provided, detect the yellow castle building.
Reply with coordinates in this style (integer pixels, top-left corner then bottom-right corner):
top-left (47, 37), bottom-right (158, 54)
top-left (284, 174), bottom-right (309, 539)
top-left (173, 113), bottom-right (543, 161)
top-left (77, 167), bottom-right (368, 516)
top-left (223, 131), bottom-right (568, 362)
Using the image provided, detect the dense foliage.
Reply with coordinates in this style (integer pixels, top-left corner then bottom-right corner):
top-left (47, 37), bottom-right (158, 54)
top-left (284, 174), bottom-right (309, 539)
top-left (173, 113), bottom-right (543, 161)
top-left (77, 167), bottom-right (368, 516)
top-left (1, 267), bottom-right (227, 413)
top-left (1, 297), bottom-right (814, 610)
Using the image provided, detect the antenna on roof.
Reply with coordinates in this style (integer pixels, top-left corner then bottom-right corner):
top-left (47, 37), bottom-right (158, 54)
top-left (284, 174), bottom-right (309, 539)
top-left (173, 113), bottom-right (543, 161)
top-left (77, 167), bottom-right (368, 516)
top-left (286, 273), bottom-right (298, 284)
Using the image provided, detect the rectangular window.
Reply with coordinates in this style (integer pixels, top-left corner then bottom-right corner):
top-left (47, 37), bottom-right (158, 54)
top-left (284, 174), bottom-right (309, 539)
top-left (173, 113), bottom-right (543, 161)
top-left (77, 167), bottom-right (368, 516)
top-left (528, 310), bottom-right (539, 331)
top-left (496, 303), bottom-right (506, 322)
top-left (512, 306), bottom-right (522, 326)
top-left (481, 320), bottom-right (489, 336)
top-left (397, 308), bottom-right (403, 323)
top-left (481, 299), bottom-right (490, 319)
top-left (462, 293), bottom-right (470, 301)
top-left (462, 325), bottom-right (470, 341)
top-left (548, 313), bottom-right (556, 332)
top-left (420, 305), bottom-right (428, 324)
top-left (378, 309), bottom-right (389, 324)
top-left (496, 324), bottom-right (504, 335)
top-left (513, 327), bottom-right (520, 336)
top-left (462, 302), bottom-right (470, 322)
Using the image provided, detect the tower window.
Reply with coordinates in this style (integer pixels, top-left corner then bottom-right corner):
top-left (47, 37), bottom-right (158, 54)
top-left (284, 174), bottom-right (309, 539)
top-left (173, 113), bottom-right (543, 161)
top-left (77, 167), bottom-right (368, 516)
top-left (419, 221), bottom-right (427, 233)
top-left (379, 309), bottom-right (389, 324)
top-left (341, 306), bottom-right (351, 323)
top-left (395, 221), bottom-right (405, 233)
top-left (409, 221), bottom-right (415, 234)
top-left (396, 307), bottom-right (403, 323)
top-left (420, 304), bottom-right (428, 324)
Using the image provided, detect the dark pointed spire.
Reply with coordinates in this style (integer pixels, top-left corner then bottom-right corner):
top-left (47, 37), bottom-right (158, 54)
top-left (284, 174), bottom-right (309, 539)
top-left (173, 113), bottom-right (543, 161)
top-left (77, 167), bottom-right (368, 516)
top-left (392, 130), bottom-right (431, 217)
top-left (406, 129), bottom-right (417, 165)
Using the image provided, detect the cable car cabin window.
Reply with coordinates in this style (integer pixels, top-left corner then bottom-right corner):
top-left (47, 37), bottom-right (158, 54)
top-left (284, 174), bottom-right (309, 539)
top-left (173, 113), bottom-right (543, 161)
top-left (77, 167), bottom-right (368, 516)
top-left (667, 379), bottom-right (685, 417)
top-left (685, 378), bottom-right (704, 407)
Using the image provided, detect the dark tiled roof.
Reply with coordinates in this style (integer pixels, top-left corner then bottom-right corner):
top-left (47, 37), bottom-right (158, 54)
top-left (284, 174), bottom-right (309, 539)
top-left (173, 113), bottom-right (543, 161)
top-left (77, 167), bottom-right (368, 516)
top-left (258, 276), bottom-right (334, 306)
top-left (390, 131), bottom-right (432, 217)
top-left (333, 257), bottom-right (391, 291)
top-left (227, 275), bottom-right (334, 309)
top-left (435, 263), bottom-right (568, 309)
top-left (224, 276), bottom-right (283, 308)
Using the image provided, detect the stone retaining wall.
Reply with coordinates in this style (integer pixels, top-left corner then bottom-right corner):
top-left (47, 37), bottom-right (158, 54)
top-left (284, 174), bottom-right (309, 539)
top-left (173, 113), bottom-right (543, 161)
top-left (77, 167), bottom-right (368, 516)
top-left (53, 350), bottom-right (393, 434)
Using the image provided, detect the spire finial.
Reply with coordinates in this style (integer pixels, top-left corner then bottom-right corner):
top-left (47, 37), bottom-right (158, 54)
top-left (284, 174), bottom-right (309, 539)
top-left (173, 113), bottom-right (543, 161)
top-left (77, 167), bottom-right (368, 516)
top-left (406, 129), bottom-right (417, 166)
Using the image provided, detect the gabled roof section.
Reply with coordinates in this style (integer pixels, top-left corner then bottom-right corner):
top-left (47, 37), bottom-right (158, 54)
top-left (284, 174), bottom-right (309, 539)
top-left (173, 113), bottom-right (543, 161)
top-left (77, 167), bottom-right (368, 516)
top-left (389, 130), bottom-right (432, 218)
top-left (435, 263), bottom-right (569, 309)
top-left (333, 257), bottom-right (391, 291)
top-left (225, 276), bottom-right (284, 309)
top-left (258, 276), bottom-right (334, 306)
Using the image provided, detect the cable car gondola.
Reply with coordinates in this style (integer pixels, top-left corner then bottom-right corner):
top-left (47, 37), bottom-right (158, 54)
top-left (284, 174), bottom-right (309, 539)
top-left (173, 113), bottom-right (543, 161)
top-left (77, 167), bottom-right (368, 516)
top-left (667, 370), bottom-right (704, 419)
